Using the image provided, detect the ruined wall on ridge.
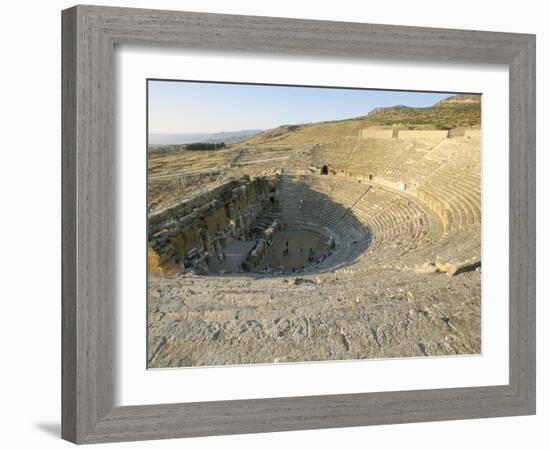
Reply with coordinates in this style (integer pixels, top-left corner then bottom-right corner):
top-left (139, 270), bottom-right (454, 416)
top-left (360, 129), bottom-right (394, 139)
top-left (397, 129), bottom-right (449, 140)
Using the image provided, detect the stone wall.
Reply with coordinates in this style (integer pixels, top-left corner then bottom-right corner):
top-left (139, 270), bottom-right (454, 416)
top-left (361, 128), bottom-right (450, 140)
top-left (360, 128), bottom-right (394, 139)
top-left (464, 129), bottom-right (481, 139)
top-left (398, 129), bottom-right (449, 140)
top-left (148, 176), bottom-right (276, 274)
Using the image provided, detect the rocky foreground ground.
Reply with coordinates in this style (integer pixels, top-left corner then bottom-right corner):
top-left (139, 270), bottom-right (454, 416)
top-left (147, 268), bottom-right (481, 368)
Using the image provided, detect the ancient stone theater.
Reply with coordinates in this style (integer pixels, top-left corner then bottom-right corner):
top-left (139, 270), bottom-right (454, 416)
top-left (147, 94), bottom-right (482, 367)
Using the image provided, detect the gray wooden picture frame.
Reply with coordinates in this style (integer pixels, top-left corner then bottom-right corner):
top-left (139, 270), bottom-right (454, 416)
top-left (61, 4), bottom-right (536, 444)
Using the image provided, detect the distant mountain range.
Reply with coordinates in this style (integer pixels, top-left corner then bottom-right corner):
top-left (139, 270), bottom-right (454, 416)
top-left (149, 129), bottom-right (263, 145)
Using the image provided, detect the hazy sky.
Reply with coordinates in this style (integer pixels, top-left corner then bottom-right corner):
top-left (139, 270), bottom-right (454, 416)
top-left (148, 80), bottom-right (455, 134)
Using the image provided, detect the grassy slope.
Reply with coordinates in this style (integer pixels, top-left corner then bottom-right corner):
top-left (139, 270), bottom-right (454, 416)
top-left (240, 94), bottom-right (481, 146)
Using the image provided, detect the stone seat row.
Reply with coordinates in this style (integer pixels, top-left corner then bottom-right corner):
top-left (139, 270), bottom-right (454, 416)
top-left (275, 175), bottom-right (440, 268)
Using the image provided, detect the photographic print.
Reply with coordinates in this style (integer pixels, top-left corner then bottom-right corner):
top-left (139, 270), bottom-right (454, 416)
top-left (146, 80), bottom-right (481, 368)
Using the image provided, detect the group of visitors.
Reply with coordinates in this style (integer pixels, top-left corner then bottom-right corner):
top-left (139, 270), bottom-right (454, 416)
top-left (280, 241), bottom-right (325, 265)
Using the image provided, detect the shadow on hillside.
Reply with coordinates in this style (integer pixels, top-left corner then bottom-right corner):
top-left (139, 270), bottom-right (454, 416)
top-left (264, 176), bottom-right (372, 274)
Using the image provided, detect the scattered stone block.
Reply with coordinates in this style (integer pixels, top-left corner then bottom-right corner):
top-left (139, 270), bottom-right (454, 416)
top-left (436, 258), bottom-right (481, 276)
top-left (414, 262), bottom-right (438, 274)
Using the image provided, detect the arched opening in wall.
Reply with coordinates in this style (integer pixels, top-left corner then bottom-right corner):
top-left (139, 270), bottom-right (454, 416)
top-left (321, 165), bottom-right (329, 175)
